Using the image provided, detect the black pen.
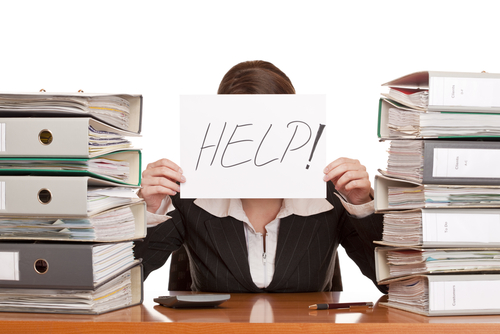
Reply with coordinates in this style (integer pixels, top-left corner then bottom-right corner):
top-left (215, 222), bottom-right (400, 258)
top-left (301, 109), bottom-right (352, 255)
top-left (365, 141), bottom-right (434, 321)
top-left (309, 302), bottom-right (373, 310)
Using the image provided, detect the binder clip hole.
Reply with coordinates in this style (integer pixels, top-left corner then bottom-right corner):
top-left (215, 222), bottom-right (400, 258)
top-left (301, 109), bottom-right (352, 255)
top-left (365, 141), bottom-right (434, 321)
top-left (38, 130), bottom-right (53, 145)
top-left (37, 189), bottom-right (52, 204)
top-left (34, 259), bottom-right (49, 274)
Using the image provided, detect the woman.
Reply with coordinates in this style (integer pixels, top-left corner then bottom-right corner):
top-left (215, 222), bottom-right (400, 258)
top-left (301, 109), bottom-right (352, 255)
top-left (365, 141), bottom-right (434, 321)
top-left (135, 60), bottom-right (386, 293)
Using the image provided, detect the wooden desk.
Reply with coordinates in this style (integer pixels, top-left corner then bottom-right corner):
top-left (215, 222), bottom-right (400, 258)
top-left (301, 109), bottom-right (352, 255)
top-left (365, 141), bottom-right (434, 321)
top-left (1, 290), bottom-right (500, 333)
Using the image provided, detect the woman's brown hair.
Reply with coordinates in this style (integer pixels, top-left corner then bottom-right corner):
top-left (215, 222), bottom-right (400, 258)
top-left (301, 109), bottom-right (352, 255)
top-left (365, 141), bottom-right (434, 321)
top-left (218, 60), bottom-right (295, 95)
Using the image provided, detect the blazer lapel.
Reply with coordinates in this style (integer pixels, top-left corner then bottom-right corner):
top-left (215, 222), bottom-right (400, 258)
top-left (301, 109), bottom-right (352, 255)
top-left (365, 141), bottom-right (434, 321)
top-left (266, 214), bottom-right (322, 290)
top-left (205, 216), bottom-right (262, 292)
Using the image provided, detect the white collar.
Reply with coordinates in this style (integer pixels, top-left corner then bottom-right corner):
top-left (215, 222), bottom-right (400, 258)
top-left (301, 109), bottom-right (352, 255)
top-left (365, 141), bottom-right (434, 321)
top-left (193, 198), bottom-right (333, 221)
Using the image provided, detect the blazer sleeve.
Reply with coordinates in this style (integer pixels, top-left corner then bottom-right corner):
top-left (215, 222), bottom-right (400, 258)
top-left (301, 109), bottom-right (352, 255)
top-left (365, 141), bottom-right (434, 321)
top-left (326, 182), bottom-right (388, 293)
top-left (133, 201), bottom-right (186, 280)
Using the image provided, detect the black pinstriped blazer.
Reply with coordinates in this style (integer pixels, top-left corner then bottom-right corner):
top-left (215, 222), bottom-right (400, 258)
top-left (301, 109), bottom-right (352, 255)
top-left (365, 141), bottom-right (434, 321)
top-left (134, 182), bottom-right (387, 293)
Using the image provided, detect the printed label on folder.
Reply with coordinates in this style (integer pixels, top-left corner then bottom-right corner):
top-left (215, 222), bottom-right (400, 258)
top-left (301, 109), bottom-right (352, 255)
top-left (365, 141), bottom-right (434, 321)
top-left (0, 181), bottom-right (4, 210)
top-left (433, 148), bottom-right (500, 179)
top-left (422, 211), bottom-right (500, 243)
top-left (430, 76), bottom-right (500, 107)
top-left (0, 251), bottom-right (19, 281)
top-left (430, 280), bottom-right (500, 311)
top-left (0, 123), bottom-right (4, 152)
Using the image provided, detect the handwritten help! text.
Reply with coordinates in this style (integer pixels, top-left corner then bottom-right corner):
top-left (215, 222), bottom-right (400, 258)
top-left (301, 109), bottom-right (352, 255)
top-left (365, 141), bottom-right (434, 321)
top-left (180, 95), bottom-right (326, 198)
top-left (195, 122), bottom-right (325, 171)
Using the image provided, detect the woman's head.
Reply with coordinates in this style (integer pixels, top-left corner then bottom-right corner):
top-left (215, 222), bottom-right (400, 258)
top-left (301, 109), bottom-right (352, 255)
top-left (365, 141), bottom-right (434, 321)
top-left (218, 60), bottom-right (295, 95)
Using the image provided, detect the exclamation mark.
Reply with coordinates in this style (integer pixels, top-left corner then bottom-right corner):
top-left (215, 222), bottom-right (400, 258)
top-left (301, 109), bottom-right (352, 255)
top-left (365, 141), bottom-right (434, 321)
top-left (306, 124), bottom-right (325, 169)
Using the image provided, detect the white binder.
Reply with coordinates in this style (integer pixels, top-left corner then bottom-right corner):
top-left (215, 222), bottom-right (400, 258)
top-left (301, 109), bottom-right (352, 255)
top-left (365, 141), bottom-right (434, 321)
top-left (0, 201), bottom-right (147, 242)
top-left (382, 274), bottom-right (500, 316)
top-left (0, 92), bottom-right (142, 134)
top-left (0, 117), bottom-right (140, 158)
top-left (0, 175), bottom-right (141, 217)
top-left (382, 71), bottom-right (500, 113)
top-left (0, 149), bottom-right (142, 186)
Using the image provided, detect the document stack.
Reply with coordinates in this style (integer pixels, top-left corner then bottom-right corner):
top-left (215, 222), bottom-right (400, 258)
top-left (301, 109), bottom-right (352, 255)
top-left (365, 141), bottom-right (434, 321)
top-left (0, 92), bottom-right (146, 314)
top-left (374, 71), bottom-right (500, 316)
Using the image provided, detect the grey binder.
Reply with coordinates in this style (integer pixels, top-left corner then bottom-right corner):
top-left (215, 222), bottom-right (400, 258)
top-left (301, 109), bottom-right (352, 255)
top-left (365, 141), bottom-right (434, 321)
top-left (423, 140), bottom-right (500, 185)
top-left (0, 241), bottom-right (138, 289)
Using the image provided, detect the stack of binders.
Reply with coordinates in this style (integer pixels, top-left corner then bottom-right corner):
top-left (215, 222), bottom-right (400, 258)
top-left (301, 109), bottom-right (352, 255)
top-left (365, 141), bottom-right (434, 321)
top-left (374, 71), bottom-right (500, 316)
top-left (0, 92), bottom-right (146, 314)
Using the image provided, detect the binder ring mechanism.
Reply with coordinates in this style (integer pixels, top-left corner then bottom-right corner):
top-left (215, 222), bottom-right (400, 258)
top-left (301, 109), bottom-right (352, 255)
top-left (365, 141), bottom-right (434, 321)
top-left (39, 89), bottom-right (84, 92)
top-left (37, 189), bottom-right (52, 205)
top-left (34, 259), bottom-right (49, 275)
top-left (38, 129), bottom-right (53, 145)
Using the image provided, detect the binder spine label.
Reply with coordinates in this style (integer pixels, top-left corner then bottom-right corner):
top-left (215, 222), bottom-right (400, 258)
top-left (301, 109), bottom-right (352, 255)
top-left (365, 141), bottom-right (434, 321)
top-left (0, 123), bottom-right (4, 152)
top-left (0, 181), bottom-right (4, 210)
top-left (0, 251), bottom-right (19, 280)
top-left (430, 76), bottom-right (500, 107)
top-left (430, 280), bottom-right (500, 311)
top-left (433, 148), bottom-right (500, 179)
top-left (422, 211), bottom-right (500, 243)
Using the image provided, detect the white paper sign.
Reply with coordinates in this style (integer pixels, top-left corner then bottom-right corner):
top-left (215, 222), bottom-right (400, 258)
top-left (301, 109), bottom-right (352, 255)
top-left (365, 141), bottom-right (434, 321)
top-left (180, 95), bottom-right (326, 198)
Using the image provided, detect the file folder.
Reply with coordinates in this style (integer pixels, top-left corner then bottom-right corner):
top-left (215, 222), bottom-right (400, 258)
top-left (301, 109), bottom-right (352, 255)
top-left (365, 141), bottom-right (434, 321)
top-left (382, 71), bottom-right (500, 113)
top-left (0, 149), bottom-right (142, 186)
top-left (0, 175), bottom-right (141, 218)
top-left (0, 262), bottom-right (143, 315)
top-left (375, 246), bottom-right (500, 284)
top-left (0, 92), bottom-right (142, 134)
top-left (0, 201), bottom-right (146, 242)
top-left (377, 208), bottom-right (500, 248)
top-left (377, 98), bottom-right (500, 139)
top-left (381, 274), bottom-right (500, 316)
top-left (421, 140), bottom-right (500, 185)
top-left (0, 240), bottom-right (139, 289)
top-left (381, 140), bottom-right (500, 185)
top-left (0, 117), bottom-right (139, 158)
top-left (374, 174), bottom-right (500, 212)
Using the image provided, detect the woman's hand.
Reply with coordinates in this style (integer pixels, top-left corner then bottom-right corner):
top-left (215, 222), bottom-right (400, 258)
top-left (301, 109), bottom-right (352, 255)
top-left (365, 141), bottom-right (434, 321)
top-left (323, 157), bottom-right (372, 205)
top-left (138, 159), bottom-right (185, 213)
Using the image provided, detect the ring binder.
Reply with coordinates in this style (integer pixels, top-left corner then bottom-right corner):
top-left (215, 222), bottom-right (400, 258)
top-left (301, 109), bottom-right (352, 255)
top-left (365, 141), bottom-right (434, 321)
top-left (0, 89), bottom-right (144, 315)
top-left (37, 189), bottom-right (52, 204)
top-left (0, 93), bottom-right (143, 134)
top-left (34, 259), bottom-right (49, 274)
top-left (38, 129), bottom-right (53, 145)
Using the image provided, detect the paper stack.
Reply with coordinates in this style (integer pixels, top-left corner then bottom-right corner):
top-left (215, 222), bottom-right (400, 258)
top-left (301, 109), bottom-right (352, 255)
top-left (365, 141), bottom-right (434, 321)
top-left (374, 71), bottom-right (500, 316)
top-left (0, 92), bottom-right (145, 314)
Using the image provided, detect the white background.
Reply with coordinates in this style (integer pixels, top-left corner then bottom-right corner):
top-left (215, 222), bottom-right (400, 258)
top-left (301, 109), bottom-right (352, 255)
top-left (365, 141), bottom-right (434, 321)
top-left (1, 0), bottom-right (499, 300)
